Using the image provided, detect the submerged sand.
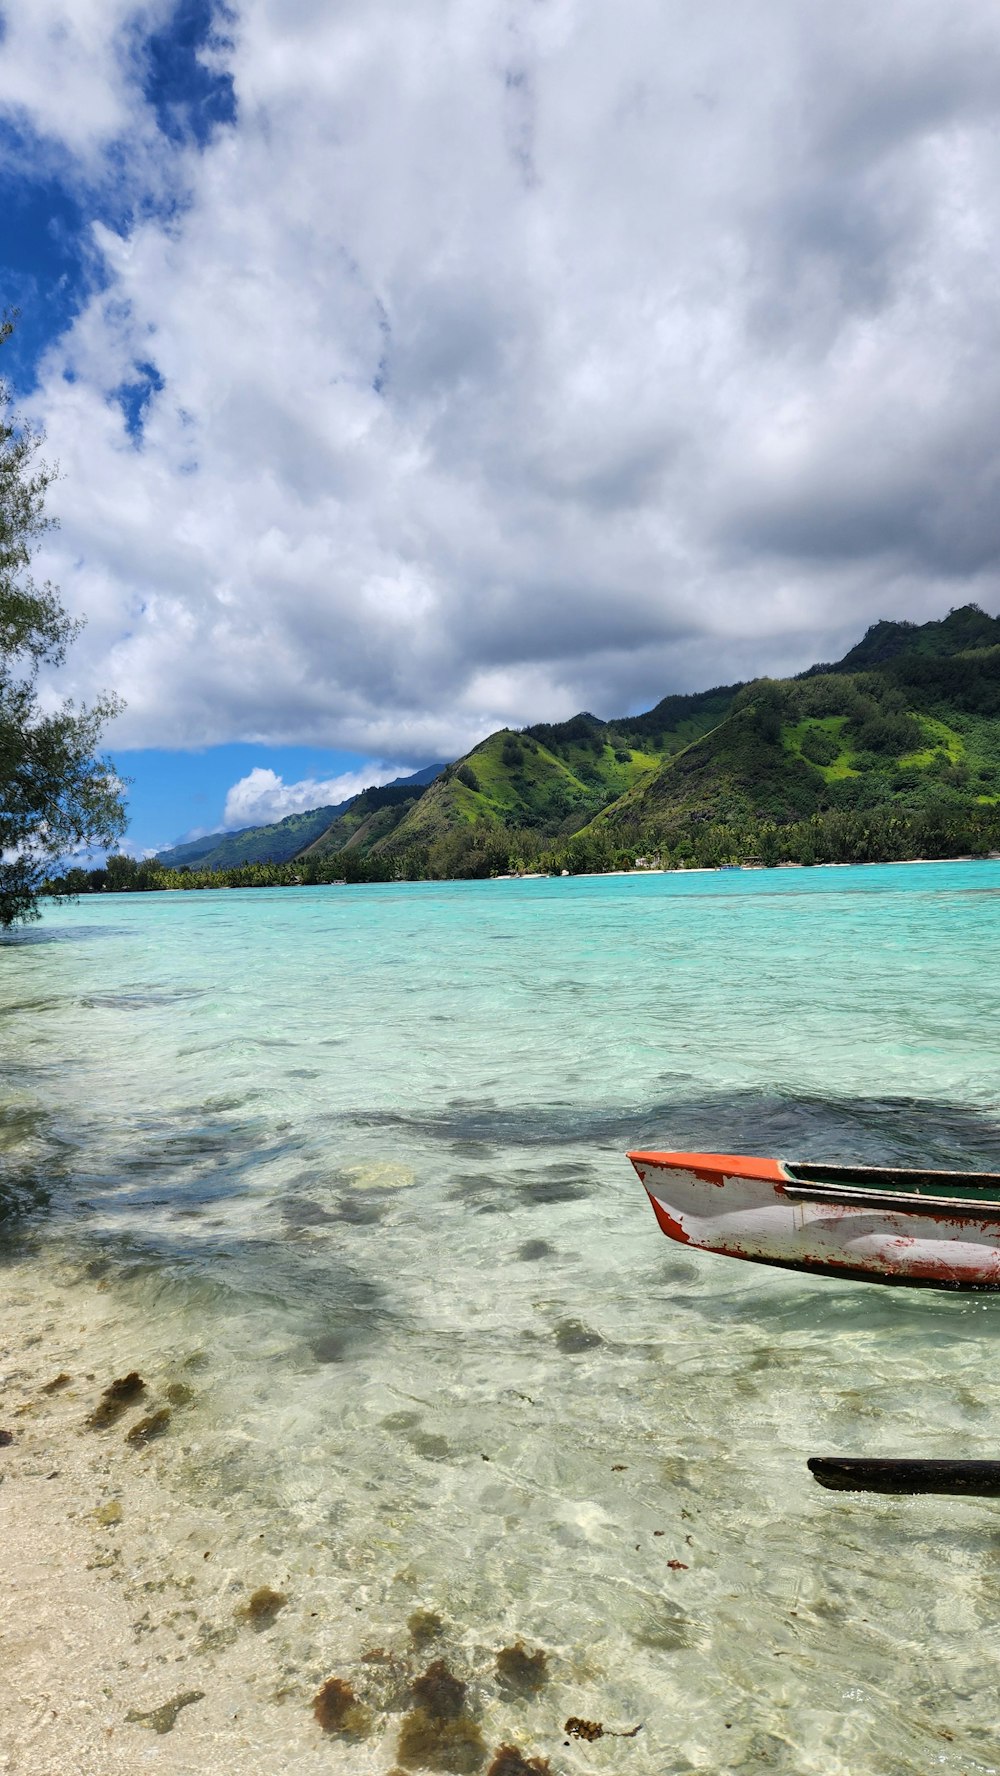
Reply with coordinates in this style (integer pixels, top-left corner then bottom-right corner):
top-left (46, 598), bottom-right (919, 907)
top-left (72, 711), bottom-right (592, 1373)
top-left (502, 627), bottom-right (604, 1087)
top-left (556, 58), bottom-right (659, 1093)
top-left (1, 1266), bottom-right (328, 1774)
top-left (0, 1261), bottom-right (576, 1776)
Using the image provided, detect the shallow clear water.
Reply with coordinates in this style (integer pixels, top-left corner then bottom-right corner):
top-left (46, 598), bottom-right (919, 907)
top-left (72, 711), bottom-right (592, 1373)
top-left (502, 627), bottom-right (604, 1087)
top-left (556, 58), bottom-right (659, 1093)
top-left (5, 861), bottom-right (1000, 1772)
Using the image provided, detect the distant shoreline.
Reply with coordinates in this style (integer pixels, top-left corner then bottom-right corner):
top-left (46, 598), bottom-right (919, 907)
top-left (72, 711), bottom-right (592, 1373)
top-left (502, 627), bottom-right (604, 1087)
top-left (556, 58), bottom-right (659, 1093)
top-left (40, 850), bottom-right (1000, 909)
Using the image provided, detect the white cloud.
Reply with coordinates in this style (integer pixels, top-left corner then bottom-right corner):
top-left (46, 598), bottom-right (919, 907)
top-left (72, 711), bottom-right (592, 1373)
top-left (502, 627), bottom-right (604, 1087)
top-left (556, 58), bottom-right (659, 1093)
top-left (221, 762), bottom-right (406, 829)
top-left (4, 0), bottom-right (1000, 760)
top-left (0, 1), bottom-right (164, 160)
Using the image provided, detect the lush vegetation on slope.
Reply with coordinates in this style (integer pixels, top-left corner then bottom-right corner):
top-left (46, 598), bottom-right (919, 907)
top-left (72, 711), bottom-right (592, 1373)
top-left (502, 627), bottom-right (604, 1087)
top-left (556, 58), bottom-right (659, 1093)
top-left (585, 652), bottom-right (1000, 845)
top-left (298, 782), bottom-right (430, 858)
top-left (48, 605), bottom-right (1000, 897)
top-left (155, 764), bottom-right (443, 869)
top-left (814, 605), bottom-right (1000, 674)
top-left (156, 801), bottom-right (354, 870)
top-left (355, 694), bottom-right (744, 861)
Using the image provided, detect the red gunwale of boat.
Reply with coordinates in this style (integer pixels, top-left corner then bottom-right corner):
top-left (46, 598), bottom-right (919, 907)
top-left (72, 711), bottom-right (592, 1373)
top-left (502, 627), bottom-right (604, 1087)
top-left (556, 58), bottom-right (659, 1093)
top-left (626, 1151), bottom-right (787, 1185)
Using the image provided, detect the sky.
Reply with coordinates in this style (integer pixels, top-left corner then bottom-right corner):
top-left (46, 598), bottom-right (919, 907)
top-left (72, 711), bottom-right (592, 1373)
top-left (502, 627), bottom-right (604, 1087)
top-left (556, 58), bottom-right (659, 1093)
top-left (2, 1), bottom-right (1000, 852)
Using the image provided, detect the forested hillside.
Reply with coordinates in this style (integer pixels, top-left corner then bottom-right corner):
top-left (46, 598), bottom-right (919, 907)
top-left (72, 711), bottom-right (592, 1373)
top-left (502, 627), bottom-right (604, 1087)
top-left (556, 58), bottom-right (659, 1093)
top-left (53, 606), bottom-right (1000, 894)
top-left (295, 606), bottom-right (1000, 876)
top-left (154, 764), bottom-right (443, 870)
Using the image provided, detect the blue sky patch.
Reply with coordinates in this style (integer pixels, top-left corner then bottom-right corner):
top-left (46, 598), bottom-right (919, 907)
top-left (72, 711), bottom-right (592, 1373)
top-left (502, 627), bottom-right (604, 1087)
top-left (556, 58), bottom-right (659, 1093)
top-left (143, 0), bottom-right (237, 148)
top-left (0, 123), bottom-right (94, 391)
top-left (112, 358), bottom-right (165, 441)
top-left (110, 743), bottom-right (393, 853)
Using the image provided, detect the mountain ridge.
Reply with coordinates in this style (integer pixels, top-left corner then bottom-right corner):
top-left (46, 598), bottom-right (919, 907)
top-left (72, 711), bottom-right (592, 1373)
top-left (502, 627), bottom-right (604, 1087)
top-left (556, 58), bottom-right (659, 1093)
top-left (155, 763), bottom-right (444, 870)
top-left (136, 603), bottom-right (1000, 881)
top-left (308, 603), bottom-right (1000, 871)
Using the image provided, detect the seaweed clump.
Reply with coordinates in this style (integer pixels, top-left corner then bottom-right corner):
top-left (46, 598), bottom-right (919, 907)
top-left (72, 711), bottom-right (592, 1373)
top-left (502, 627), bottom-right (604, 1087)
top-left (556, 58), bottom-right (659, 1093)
top-left (126, 1690), bottom-right (204, 1734)
top-left (397, 1660), bottom-right (485, 1773)
top-left (408, 1607), bottom-right (445, 1649)
top-left (312, 1677), bottom-right (371, 1737)
top-left (487, 1748), bottom-right (551, 1776)
top-left (126, 1407), bottom-right (171, 1446)
top-left (397, 1709), bottom-right (486, 1773)
top-left (412, 1660), bottom-right (467, 1719)
top-left (564, 1717), bottom-right (642, 1741)
top-left (495, 1643), bottom-right (548, 1697)
top-left (87, 1372), bottom-right (145, 1429)
top-left (565, 1719), bottom-right (603, 1742)
top-left (237, 1586), bottom-right (287, 1630)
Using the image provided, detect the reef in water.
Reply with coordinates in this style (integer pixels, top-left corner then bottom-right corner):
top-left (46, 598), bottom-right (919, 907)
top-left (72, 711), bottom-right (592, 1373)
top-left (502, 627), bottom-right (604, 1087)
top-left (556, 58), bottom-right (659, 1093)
top-left (565, 1718), bottom-right (603, 1741)
top-left (553, 1319), bottom-right (603, 1354)
top-left (495, 1643), bottom-right (548, 1697)
top-left (87, 1372), bottom-right (145, 1429)
top-left (515, 1239), bottom-right (554, 1262)
top-left (312, 1677), bottom-right (372, 1737)
top-left (564, 1717), bottom-right (642, 1741)
top-left (309, 1332), bottom-right (350, 1364)
top-left (411, 1659), bottom-right (467, 1719)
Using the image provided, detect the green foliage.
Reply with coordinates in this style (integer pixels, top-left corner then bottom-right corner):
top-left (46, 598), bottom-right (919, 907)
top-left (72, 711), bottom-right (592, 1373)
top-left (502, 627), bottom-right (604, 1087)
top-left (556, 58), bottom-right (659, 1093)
top-left (523, 712), bottom-right (604, 750)
top-left (0, 314), bottom-right (126, 926)
top-left (798, 724), bottom-right (840, 766)
top-left (615, 684), bottom-right (740, 748)
top-left (846, 709), bottom-right (923, 756)
top-left (824, 606), bottom-right (1000, 674)
top-left (46, 796), bottom-right (1000, 900)
top-left (44, 600), bottom-right (1000, 906)
top-left (299, 784), bottom-right (428, 860)
top-left (157, 802), bottom-right (349, 870)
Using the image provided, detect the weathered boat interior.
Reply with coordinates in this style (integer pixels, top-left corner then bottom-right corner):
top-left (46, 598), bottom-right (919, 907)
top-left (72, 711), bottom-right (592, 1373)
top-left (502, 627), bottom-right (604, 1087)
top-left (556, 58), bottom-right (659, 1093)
top-left (786, 1162), bottom-right (1000, 1195)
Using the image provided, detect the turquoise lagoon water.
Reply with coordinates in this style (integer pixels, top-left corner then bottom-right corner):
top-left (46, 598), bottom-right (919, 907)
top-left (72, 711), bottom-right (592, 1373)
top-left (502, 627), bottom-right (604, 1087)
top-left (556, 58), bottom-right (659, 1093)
top-left (4, 861), bottom-right (1000, 1772)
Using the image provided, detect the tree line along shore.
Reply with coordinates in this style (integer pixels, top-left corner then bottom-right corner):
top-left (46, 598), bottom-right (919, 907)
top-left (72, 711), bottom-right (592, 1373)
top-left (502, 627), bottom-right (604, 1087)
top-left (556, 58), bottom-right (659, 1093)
top-left (44, 801), bottom-right (1000, 899)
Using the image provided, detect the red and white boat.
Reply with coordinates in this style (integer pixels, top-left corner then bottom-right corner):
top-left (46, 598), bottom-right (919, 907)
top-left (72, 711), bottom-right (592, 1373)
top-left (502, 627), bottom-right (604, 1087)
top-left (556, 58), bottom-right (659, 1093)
top-left (627, 1150), bottom-right (1000, 1289)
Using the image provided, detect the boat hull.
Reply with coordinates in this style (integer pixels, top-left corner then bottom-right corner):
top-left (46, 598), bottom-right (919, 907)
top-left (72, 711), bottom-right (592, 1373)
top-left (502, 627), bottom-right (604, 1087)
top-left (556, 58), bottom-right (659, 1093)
top-left (627, 1151), bottom-right (1000, 1289)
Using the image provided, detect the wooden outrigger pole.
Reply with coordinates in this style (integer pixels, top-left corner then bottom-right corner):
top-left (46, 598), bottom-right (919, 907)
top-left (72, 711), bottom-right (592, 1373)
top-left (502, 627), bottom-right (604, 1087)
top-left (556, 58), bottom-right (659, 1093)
top-left (808, 1457), bottom-right (1000, 1497)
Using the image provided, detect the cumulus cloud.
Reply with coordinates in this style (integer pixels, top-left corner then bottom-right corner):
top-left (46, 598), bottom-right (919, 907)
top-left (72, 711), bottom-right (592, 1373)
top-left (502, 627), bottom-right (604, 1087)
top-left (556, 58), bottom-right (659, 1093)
top-left (221, 762), bottom-right (406, 828)
top-left (4, 0), bottom-right (1000, 761)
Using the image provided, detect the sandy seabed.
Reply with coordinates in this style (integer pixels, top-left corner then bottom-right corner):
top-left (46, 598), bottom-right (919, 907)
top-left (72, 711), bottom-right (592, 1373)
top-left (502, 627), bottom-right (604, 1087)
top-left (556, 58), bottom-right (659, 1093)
top-left (0, 1263), bottom-right (417, 1776)
top-left (1, 1258), bottom-right (585, 1776)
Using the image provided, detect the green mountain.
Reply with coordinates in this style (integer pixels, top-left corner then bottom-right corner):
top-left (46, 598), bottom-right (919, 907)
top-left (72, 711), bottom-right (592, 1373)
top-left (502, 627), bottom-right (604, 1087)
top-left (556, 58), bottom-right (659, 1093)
top-left (291, 604), bottom-right (1000, 875)
top-left (818, 604), bottom-right (1000, 674)
top-left (587, 620), bottom-right (1000, 844)
top-left (156, 764), bottom-right (443, 870)
top-left (140, 604), bottom-right (1000, 885)
top-left (299, 782), bottom-right (435, 859)
top-left (157, 803), bottom-right (349, 871)
top-left (342, 688), bottom-right (741, 864)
